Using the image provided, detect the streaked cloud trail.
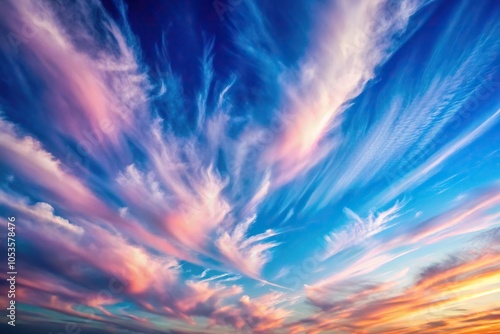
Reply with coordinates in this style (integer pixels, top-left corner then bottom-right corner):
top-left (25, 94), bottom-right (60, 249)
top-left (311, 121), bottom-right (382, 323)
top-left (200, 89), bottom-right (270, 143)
top-left (0, 0), bottom-right (499, 333)
top-left (321, 200), bottom-right (404, 261)
top-left (264, 0), bottom-right (428, 185)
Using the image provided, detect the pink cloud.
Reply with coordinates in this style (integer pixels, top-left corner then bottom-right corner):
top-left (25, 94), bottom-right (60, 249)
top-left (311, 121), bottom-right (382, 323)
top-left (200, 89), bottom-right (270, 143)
top-left (0, 118), bottom-right (111, 217)
top-left (210, 292), bottom-right (291, 333)
top-left (2, 0), bottom-right (147, 154)
top-left (216, 215), bottom-right (280, 279)
top-left (263, 0), bottom-right (424, 185)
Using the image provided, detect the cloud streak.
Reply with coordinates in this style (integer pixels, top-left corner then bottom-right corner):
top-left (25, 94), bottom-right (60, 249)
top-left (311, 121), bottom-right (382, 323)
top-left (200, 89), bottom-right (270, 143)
top-left (0, 0), bottom-right (499, 333)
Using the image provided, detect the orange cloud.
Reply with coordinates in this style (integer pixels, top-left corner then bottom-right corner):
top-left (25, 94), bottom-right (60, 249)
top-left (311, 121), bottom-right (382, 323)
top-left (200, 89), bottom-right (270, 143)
top-left (293, 241), bottom-right (500, 333)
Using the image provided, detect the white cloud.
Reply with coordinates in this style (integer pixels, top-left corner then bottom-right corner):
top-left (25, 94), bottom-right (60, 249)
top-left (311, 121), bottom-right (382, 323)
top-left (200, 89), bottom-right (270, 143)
top-left (321, 201), bottom-right (403, 261)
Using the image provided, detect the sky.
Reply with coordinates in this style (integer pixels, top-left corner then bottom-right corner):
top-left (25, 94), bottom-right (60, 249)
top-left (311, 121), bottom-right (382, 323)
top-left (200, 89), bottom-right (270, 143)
top-left (0, 0), bottom-right (499, 333)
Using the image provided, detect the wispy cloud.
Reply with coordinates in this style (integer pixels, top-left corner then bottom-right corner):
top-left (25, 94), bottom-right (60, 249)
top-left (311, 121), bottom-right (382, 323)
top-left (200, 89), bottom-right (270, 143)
top-left (263, 0), bottom-right (428, 185)
top-left (0, 0), bottom-right (499, 332)
top-left (378, 107), bottom-right (500, 205)
top-left (313, 187), bottom-right (500, 288)
top-left (216, 214), bottom-right (280, 279)
top-left (321, 200), bottom-right (404, 260)
top-left (291, 235), bottom-right (500, 333)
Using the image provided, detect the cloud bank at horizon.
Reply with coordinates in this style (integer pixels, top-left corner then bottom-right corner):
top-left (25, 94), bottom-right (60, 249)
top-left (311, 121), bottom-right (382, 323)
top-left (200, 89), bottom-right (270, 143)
top-left (0, 0), bottom-right (499, 333)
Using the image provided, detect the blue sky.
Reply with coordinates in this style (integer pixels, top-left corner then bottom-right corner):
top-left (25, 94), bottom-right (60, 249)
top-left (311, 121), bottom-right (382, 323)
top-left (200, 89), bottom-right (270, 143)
top-left (0, 0), bottom-right (499, 333)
